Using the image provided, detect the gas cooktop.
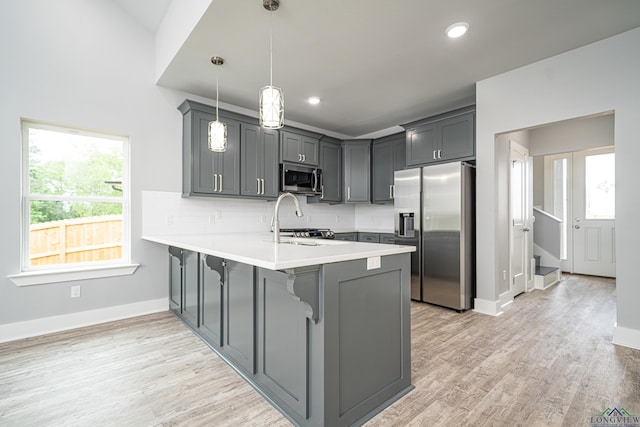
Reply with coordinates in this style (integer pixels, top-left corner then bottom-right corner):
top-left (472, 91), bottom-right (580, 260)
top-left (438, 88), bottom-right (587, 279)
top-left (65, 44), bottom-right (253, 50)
top-left (278, 228), bottom-right (335, 239)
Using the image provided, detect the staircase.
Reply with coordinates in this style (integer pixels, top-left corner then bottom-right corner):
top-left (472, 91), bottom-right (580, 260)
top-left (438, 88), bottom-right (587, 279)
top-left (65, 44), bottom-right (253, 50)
top-left (532, 207), bottom-right (562, 290)
top-left (534, 255), bottom-right (561, 290)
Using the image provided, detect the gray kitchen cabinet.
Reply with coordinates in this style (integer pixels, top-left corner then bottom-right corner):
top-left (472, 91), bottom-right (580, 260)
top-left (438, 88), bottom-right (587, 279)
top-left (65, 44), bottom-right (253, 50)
top-left (255, 267), bottom-right (313, 420)
top-left (280, 129), bottom-right (319, 166)
top-left (241, 123), bottom-right (279, 198)
top-left (179, 100), bottom-right (241, 197)
top-left (358, 232), bottom-right (380, 243)
top-left (380, 233), bottom-right (396, 244)
top-left (318, 137), bottom-right (342, 203)
top-left (223, 260), bottom-right (256, 375)
top-left (334, 232), bottom-right (358, 241)
top-left (168, 247), bottom-right (198, 329)
top-left (343, 140), bottom-right (372, 203)
top-left (372, 133), bottom-right (406, 204)
top-left (199, 254), bottom-right (225, 348)
top-left (405, 107), bottom-right (475, 167)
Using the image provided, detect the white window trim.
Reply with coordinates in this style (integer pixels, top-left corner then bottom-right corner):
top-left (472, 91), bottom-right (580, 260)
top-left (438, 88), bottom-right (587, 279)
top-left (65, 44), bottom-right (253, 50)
top-left (18, 119), bottom-right (133, 283)
top-left (8, 264), bottom-right (139, 287)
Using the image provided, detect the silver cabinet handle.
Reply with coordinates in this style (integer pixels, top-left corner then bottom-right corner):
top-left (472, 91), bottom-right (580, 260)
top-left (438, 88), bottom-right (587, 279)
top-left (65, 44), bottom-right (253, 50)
top-left (257, 178), bottom-right (260, 195)
top-left (302, 154), bottom-right (306, 163)
top-left (298, 153), bottom-right (302, 162)
top-left (321, 185), bottom-right (325, 200)
top-left (389, 184), bottom-right (393, 199)
top-left (347, 186), bottom-right (351, 200)
top-left (213, 173), bottom-right (218, 192)
top-left (261, 178), bottom-right (265, 195)
top-left (218, 174), bottom-right (223, 192)
top-left (438, 149), bottom-right (442, 159)
top-left (433, 150), bottom-right (437, 160)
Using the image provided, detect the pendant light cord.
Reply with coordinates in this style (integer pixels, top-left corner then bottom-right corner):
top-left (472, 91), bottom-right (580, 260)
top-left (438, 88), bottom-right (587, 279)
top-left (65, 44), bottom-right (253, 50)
top-left (215, 67), bottom-right (220, 121)
top-left (269, 10), bottom-right (273, 87)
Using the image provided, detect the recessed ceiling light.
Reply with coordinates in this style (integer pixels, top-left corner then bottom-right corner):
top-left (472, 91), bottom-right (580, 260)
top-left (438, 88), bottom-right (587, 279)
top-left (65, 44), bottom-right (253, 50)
top-left (307, 96), bottom-right (320, 105)
top-left (446, 22), bottom-right (469, 39)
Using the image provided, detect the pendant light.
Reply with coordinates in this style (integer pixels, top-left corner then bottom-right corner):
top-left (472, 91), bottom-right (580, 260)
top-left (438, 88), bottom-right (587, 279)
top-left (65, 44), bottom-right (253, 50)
top-left (259, 0), bottom-right (284, 129)
top-left (208, 56), bottom-right (227, 152)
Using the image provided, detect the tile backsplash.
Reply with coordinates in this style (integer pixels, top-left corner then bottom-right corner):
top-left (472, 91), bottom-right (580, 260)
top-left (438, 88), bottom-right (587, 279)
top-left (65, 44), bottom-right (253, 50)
top-left (141, 191), bottom-right (359, 236)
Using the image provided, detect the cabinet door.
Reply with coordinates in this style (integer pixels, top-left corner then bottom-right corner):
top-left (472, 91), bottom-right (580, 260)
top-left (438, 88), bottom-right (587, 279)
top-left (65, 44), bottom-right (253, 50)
top-left (319, 141), bottom-right (342, 203)
top-left (261, 129), bottom-right (280, 198)
top-left (300, 135), bottom-right (318, 166)
top-left (344, 141), bottom-right (371, 203)
top-left (182, 250), bottom-right (199, 328)
top-left (406, 122), bottom-right (438, 166)
top-left (334, 232), bottom-right (358, 241)
top-left (256, 268), bottom-right (309, 419)
top-left (240, 124), bottom-right (261, 197)
top-left (224, 261), bottom-right (255, 374)
top-left (280, 131), bottom-right (302, 163)
top-left (200, 255), bottom-right (224, 348)
top-left (372, 141), bottom-right (394, 203)
top-left (213, 118), bottom-right (241, 196)
top-left (168, 247), bottom-right (183, 313)
top-left (192, 111), bottom-right (217, 194)
top-left (393, 136), bottom-right (406, 172)
top-left (358, 232), bottom-right (380, 243)
top-left (438, 112), bottom-right (475, 161)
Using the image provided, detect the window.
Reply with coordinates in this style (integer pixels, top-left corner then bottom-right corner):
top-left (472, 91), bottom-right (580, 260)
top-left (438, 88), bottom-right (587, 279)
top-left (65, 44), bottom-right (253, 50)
top-left (21, 120), bottom-right (130, 272)
top-left (584, 152), bottom-right (615, 220)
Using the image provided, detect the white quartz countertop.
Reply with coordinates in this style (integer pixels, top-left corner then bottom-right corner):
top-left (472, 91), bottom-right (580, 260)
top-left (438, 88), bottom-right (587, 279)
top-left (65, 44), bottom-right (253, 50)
top-left (142, 233), bottom-right (414, 270)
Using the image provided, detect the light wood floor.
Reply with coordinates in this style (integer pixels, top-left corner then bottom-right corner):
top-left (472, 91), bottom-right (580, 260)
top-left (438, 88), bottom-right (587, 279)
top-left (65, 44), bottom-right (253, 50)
top-left (1, 274), bottom-right (638, 426)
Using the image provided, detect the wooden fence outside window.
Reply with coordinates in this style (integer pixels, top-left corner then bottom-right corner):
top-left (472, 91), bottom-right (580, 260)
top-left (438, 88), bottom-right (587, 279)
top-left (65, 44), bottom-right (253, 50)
top-left (29, 215), bottom-right (123, 266)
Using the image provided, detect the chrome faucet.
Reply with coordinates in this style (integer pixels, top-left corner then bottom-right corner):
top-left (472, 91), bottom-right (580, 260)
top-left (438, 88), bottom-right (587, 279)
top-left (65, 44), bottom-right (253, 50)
top-left (272, 192), bottom-right (304, 243)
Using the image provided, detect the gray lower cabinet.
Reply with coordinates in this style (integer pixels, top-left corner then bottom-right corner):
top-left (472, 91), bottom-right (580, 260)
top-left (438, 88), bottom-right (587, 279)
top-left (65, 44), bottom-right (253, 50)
top-left (358, 232), bottom-right (380, 243)
top-left (255, 267), bottom-right (315, 420)
top-left (240, 123), bottom-right (279, 198)
top-left (405, 107), bottom-right (475, 167)
top-left (168, 247), bottom-right (198, 329)
top-left (380, 233), bottom-right (396, 244)
top-left (318, 138), bottom-right (342, 203)
top-left (199, 254), bottom-right (224, 347)
top-left (372, 133), bottom-right (405, 204)
top-left (343, 140), bottom-right (372, 203)
top-left (167, 247), bottom-right (412, 427)
top-left (223, 260), bottom-right (256, 374)
top-left (334, 232), bottom-right (358, 241)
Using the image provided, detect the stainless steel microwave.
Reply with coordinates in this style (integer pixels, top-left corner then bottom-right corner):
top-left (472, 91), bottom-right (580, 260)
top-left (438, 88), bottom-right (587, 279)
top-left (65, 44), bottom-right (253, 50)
top-left (280, 163), bottom-right (322, 195)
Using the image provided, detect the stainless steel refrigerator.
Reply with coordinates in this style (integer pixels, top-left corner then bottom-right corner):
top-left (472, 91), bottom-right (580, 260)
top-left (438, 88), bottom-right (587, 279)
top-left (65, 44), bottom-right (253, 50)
top-left (394, 162), bottom-right (475, 310)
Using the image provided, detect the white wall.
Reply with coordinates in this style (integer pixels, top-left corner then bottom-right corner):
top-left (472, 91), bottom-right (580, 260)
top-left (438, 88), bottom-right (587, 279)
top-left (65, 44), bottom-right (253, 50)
top-left (0, 0), bottom-right (188, 330)
top-left (476, 27), bottom-right (640, 347)
top-left (529, 114), bottom-right (614, 157)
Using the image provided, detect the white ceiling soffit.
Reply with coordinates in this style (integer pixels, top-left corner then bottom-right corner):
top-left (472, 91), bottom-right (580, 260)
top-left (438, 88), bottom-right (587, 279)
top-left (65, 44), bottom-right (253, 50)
top-left (152, 0), bottom-right (640, 138)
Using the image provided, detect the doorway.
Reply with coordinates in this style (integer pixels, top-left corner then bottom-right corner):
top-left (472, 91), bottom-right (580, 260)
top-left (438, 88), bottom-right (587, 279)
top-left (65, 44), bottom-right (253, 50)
top-left (543, 147), bottom-right (615, 277)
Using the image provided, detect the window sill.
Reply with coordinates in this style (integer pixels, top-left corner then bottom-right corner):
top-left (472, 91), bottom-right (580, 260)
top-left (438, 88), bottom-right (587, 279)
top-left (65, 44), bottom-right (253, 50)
top-left (8, 264), bottom-right (139, 287)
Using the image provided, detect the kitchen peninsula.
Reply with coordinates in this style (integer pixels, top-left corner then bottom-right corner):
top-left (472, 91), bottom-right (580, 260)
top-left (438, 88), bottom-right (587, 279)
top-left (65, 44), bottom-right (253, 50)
top-left (143, 233), bottom-right (414, 426)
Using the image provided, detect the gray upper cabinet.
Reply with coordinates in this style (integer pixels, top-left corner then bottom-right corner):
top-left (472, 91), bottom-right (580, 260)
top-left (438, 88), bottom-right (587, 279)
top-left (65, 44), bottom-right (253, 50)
top-left (280, 129), bottom-right (319, 166)
top-left (179, 100), bottom-right (241, 197)
top-left (318, 138), bottom-right (342, 203)
top-left (343, 140), bottom-right (371, 203)
top-left (240, 123), bottom-right (279, 199)
top-left (405, 107), bottom-right (475, 167)
top-left (372, 133), bottom-right (406, 204)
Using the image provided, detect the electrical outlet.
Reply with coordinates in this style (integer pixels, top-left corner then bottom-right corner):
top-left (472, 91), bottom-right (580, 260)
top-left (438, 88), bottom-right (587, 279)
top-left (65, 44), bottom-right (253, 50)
top-left (70, 285), bottom-right (81, 298)
top-left (503, 270), bottom-right (507, 281)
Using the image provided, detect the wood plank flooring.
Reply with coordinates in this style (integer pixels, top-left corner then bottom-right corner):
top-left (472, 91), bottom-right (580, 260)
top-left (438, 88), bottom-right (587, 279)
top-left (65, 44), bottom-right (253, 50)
top-left (1, 274), bottom-right (638, 426)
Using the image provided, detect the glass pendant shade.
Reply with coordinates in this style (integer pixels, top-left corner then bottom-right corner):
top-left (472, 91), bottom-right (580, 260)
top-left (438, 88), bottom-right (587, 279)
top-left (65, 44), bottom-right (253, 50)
top-left (259, 85), bottom-right (284, 129)
top-left (208, 120), bottom-right (227, 152)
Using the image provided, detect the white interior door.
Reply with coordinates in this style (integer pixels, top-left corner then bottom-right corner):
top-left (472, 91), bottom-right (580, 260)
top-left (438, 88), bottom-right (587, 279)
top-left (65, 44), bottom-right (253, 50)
top-left (572, 147), bottom-right (615, 277)
top-left (510, 142), bottom-right (529, 296)
top-left (544, 153), bottom-right (572, 272)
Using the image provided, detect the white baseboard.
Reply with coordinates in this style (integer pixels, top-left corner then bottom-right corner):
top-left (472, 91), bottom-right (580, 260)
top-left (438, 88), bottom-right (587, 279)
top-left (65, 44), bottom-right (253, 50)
top-left (473, 297), bottom-right (503, 316)
top-left (0, 298), bottom-right (169, 343)
top-left (612, 323), bottom-right (640, 350)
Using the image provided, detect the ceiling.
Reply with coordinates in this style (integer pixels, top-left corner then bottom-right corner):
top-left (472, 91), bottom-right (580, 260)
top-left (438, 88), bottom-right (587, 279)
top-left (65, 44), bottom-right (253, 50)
top-left (118, 0), bottom-right (640, 138)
